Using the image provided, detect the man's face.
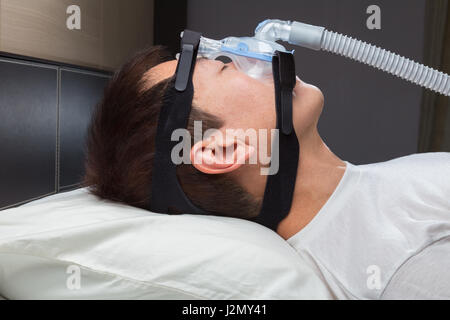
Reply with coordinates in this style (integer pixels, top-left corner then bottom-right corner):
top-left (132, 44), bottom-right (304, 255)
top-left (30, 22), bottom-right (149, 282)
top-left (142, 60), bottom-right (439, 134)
top-left (146, 57), bottom-right (325, 198)
top-left (147, 58), bottom-right (324, 143)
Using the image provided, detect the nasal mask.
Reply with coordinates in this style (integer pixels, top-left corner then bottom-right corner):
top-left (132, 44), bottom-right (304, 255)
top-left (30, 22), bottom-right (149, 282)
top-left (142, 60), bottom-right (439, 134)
top-left (196, 35), bottom-right (292, 81)
top-left (149, 19), bottom-right (450, 233)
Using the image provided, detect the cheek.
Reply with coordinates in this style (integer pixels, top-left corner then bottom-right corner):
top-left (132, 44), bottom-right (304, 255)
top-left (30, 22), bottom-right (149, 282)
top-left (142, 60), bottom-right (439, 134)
top-left (225, 77), bottom-right (276, 127)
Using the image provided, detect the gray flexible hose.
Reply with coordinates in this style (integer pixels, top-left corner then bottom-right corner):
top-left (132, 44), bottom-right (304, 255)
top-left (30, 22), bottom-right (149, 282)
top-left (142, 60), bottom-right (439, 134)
top-left (255, 19), bottom-right (450, 96)
top-left (320, 30), bottom-right (450, 96)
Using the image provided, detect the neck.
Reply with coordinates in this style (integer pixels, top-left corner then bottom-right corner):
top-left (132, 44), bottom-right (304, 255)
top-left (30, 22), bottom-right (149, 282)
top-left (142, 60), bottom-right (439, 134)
top-left (276, 127), bottom-right (347, 239)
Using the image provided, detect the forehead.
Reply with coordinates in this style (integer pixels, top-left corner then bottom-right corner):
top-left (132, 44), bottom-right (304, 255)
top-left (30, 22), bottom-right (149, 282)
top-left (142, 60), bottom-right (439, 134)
top-left (143, 58), bottom-right (213, 89)
top-left (144, 59), bottom-right (178, 85)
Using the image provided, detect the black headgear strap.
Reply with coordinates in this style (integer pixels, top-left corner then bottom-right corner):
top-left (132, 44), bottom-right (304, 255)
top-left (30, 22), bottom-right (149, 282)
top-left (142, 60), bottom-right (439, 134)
top-left (250, 51), bottom-right (299, 230)
top-left (151, 30), bottom-right (208, 214)
top-left (150, 30), bottom-right (299, 231)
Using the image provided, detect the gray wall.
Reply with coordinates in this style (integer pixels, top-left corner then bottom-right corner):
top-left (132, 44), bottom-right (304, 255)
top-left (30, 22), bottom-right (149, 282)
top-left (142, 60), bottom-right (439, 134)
top-left (187, 0), bottom-right (426, 164)
top-left (0, 57), bottom-right (110, 210)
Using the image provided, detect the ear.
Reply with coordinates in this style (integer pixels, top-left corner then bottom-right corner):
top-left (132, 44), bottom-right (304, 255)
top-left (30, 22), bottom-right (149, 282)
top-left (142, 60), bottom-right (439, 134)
top-left (190, 134), bottom-right (255, 174)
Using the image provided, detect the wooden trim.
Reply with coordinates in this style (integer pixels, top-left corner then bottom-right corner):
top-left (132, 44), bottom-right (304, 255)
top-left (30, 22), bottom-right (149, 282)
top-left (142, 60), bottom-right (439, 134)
top-left (0, 0), bottom-right (154, 71)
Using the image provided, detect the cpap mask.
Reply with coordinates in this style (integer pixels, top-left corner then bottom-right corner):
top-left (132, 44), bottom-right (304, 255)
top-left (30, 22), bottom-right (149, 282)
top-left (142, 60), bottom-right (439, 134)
top-left (177, 32), bottom-right (293, 81)
top-left (196, 35), bottom-right (292, 81)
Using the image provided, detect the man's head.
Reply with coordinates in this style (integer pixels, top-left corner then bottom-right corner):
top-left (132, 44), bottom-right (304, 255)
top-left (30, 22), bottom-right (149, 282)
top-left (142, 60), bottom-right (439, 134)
top-left (84, 45), bottom-right (324, 220)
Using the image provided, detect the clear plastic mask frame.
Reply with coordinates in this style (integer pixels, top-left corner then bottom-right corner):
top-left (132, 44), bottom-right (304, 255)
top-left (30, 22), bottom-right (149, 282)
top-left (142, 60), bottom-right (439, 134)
top-left (177, 33), bottom-right (293, 81)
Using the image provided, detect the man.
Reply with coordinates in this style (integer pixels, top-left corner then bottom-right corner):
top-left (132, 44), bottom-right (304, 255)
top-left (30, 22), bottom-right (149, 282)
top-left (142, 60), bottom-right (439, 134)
top-left (85, 46), bottom-right (450, 299)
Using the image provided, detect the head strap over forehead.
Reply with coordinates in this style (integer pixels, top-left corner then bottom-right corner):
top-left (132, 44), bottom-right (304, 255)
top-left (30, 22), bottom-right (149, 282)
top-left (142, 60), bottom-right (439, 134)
top-left (150, 30), bottom-right (299, 231)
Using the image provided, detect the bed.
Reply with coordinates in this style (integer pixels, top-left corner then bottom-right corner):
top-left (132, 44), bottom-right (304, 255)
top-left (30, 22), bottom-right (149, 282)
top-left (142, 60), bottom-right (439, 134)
top-left (0, 54), bottom-right (332, 300)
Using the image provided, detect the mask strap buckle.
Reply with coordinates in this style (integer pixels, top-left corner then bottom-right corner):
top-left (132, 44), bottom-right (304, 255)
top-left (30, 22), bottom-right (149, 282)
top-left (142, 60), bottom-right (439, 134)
top-left (175, 43), bottom-right (195, 92)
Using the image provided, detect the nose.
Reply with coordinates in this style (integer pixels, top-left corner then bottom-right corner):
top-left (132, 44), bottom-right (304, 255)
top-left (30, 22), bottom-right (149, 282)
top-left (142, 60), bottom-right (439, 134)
top-left (225, 61), bottom-right (237, 69)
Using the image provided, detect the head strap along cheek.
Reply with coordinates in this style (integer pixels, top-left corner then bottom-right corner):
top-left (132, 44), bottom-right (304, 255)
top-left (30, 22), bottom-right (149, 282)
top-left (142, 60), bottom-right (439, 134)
top-left (251, 51), bottom-right (299, 231)
top-left (150, 30), bottom-right (208, 215)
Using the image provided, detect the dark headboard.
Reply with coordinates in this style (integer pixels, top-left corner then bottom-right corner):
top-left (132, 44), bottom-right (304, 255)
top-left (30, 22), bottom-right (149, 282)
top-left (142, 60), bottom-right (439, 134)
top-left (0, 54), bottom-right (111, 210)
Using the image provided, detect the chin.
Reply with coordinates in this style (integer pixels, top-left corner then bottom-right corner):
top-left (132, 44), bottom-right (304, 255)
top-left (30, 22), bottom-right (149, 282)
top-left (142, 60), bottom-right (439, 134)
top-left (292, 80), bottom-right (324, 137)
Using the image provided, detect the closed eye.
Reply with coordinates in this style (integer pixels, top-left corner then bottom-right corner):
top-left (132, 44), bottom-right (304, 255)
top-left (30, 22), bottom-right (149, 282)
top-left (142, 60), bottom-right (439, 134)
top-left (221, 64), bottom-right (229, 72)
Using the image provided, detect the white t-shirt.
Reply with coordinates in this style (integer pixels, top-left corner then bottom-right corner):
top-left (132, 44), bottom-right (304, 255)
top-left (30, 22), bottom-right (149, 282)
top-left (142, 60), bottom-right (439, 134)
top-left (287, 152), bottom-right (450, 299)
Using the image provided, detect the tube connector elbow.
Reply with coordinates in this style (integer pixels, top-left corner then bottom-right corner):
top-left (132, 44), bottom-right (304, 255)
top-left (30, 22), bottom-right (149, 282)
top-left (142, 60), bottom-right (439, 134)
top-left (255, 19), bottom-right (325, 51)
top-left (254, 19), bottom-right (292, 43)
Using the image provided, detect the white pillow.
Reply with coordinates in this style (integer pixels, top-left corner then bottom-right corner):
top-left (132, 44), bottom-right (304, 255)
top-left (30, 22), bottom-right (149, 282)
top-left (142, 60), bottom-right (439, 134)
top-left (0, 188), bottom-right (331, 300)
